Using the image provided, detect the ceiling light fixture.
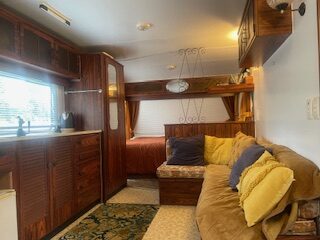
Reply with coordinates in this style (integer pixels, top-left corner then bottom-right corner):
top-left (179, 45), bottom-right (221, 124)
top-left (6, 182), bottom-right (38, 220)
top-left (39, 3), bottom-right (71, 26)
top-left (266, 0), bottom-right (306, 16)
top-left (136, 22), bottom-right (153, 31)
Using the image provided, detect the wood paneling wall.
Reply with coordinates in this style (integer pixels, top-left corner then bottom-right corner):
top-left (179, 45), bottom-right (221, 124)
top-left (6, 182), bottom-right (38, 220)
top-left (164, 121), bottom-right (255, 140)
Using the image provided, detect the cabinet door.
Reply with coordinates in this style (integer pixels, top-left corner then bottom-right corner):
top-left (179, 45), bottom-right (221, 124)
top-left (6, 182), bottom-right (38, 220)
top-left (104, 58), bottom-right (126, 197)
top-left (48, 137), bottom-right (75, 230)
top-left (55, 42), bottom-right (80, 77)
top-left (0, 10), bottom-right (19, 58)
top-left (17, 140), bottom-right (50, 240)
top-left (74, 134), bottom-right (101, 211)
top-left (20, 24), bottom-right (54, 68)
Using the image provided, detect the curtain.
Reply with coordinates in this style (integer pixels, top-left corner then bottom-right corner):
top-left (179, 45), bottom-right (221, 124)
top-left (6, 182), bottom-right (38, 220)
top-left (238, 92), bottom-right (253, 121)
top-left (125, 101), bottom-right (140, 138)
top-left (125, 101), bottom-right (131, 139)
top-left (221, 96), bottom-right (235, 121)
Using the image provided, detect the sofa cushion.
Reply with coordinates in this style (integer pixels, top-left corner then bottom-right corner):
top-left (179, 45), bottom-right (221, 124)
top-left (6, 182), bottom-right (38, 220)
top-left (229, 132), bottom-right (256, 167)
top-left (229, 144), bottom-right (267, 190)
top-left (238, 151), bottom-right (294, 227)
top-left (156, 161), bottom-right (205, 179)
top-left (196, 164), bottom-right (265, 240)
top-left (204, 135), bottom-right (233, 165)
top-left (269, 144), bottom-right (320, 201)
top-left (167, 135), bottom-right (205, 166)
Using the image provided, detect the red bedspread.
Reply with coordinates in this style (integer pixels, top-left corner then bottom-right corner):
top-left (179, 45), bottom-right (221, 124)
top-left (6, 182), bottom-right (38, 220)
top-left (126, 137), bottom-right (166, 176)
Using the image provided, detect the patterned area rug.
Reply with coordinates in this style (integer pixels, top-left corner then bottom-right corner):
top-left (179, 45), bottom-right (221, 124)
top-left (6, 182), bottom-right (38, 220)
top-left (59, 203), bottom-right (159, 240)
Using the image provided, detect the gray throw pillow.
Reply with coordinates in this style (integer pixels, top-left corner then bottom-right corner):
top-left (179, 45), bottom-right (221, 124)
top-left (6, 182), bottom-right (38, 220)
top-left (229, 144), bottom-right (272, 190)
top-left (167, 135), bottom-right (204, 166)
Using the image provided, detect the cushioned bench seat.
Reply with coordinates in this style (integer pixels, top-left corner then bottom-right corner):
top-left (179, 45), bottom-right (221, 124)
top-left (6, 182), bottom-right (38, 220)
top-left (156, 161), bottom-right (205, 179)
top-left (157, 162), bottom-right (206, 205)
top-left (196, 164), bottom-right (265, 240)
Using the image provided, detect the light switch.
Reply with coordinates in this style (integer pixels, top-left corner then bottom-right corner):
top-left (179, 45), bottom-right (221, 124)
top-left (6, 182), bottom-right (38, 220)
top-left (312, 96), bottom-right (320, 120)
top-left (306, 98), bottom-right (313, 120)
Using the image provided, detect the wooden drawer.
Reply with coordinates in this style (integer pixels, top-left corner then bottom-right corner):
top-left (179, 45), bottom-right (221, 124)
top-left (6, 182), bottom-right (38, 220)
top-left (77, 159), bottom-right (100, 179)
top-left (78, 149), bottom-right (100, 163)
top-left (76, 134), bottom-right (100, 148)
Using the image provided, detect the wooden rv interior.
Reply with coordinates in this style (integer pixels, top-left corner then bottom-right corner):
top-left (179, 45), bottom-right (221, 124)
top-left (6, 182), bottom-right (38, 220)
top-left (0, 0), bottom-right (319, 240)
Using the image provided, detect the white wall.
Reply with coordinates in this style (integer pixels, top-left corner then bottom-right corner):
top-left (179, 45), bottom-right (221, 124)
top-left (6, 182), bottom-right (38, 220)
top-left (254, 0), bottom-right (320, 166)
top-left (135, 98), bottom-right (229, 136)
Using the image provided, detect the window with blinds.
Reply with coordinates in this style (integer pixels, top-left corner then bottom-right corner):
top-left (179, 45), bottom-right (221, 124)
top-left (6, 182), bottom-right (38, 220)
top-left (0, 73), bottom-right (64, 136)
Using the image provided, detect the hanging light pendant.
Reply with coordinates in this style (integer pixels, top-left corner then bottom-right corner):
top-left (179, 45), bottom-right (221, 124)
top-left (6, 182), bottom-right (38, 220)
top-left (266, 0), bottom-right (306, 16)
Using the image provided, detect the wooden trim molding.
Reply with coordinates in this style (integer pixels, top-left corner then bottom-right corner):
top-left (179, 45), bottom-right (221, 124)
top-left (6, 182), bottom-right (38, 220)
top-left (125, 76), bottom-right (254, 101)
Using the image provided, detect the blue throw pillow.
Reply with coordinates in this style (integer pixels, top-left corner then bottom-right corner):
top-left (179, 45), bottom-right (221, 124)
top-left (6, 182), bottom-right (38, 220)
top-left (167, 135), bottom-right (205, 166)
top-left (229, 144), bottom-right (271, 190)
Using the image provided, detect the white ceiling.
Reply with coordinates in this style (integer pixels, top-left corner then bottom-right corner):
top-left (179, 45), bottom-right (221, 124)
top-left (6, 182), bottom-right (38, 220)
top-left (1, 0), bottom-right (247, 82)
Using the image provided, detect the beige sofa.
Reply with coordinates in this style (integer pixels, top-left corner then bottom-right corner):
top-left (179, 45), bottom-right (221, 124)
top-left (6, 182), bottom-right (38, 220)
top-left (196, 143), bottom-right (320, 240)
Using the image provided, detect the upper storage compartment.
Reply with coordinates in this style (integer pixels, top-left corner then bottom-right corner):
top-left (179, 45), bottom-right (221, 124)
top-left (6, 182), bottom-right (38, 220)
top-left (238, 0), bottom-right (292, 68)
top-left (0, 7), bottom-right (80, 80)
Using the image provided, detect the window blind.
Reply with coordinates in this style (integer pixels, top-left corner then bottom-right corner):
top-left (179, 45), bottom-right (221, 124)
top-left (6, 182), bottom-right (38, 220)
top-left (0, 73), bottom-right (65, 136)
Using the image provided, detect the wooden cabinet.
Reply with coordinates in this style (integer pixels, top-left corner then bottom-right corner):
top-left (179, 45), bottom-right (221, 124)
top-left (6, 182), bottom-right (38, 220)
top-left (20, 24), bottom-right (54, 68)
top-left (0, 9), bottom-right (19, 58)
top-left (47, 137), bottom-right (75, 230)
top-left (10, 133), bottom-right (101, 240)
top-left (0, 7), bottom-right (80, 79)
top-left (74, 134), bottom-right (101, 211)
top-left (239, 0), bottom-right (292, 68)
top-left (0, 142), bottom-right (16, 189)
top-left (66, 53), bottom-right (127, 200)
top-left (17, 139), bottom-right (50, 240)
top-left (55, 42), bottom-right (80, 76)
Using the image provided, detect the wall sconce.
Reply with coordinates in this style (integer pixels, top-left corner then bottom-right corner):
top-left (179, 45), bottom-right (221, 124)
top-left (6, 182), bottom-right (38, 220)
top-left (266, 0), bottom-right (306, 16)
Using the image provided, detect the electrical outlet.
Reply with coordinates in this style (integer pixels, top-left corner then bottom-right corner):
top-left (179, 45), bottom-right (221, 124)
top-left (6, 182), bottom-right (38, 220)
top-left (312, 96), bottom-right (320, 120)
top-left (306, 98), bottom-right (313, 120)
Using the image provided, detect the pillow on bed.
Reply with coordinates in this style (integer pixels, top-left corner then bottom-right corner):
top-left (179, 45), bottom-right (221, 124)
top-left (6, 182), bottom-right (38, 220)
top-left (167, 135), bottom-right (205, 166)
top-left (204, 135), bottom-right (233, 165)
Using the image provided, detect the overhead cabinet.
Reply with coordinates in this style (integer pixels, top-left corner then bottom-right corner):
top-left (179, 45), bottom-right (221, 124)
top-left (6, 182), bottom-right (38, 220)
top-left (0, 10), bottom-right (19, 59)
top-left (0, 7), bottom-right (80, 79)
top-left (238, 0), bottom-right (292, 68)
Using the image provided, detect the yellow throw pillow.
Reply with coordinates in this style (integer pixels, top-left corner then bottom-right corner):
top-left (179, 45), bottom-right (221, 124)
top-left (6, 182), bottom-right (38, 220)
top-left (204, 135), bottom-right (233, 165)
top-left (238, 151), bottom-right (294, 227)
top-left (229, 131), bottom-right (256, 167)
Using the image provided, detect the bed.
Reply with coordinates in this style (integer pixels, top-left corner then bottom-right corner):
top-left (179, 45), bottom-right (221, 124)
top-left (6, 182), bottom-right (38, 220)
top-left (126, 136), bottom-right (166, 177)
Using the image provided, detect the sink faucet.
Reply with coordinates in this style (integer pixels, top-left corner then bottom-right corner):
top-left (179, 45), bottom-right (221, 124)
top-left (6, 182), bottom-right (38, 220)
top-left (28, 121), bottom-right (30, 134)
top-left (17, 116), bottom-right (26, 137)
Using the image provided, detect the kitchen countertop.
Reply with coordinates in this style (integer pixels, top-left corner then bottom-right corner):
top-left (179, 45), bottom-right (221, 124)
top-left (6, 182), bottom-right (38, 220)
top-left (0, 130), bottom-right (102, 143)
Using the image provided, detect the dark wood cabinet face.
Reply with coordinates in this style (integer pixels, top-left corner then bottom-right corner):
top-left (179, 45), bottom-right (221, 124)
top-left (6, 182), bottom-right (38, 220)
top-left (21, 26), bottom-right (53, 67)
top-left (0, 15), bottom-right (17, 55)
top-left (48, 137), bottom-right (75, 229)
top-left (74, 134), bottom-right (101, 211)
top-left (0, 8), bottom-right (80, 79)
top-left (56, 45), bottom-right (69, 71)
top-left (17, 140), bottom-right (50, 240)
top-left (55, 44), bottom-right (80, 76)
top-left (105, 60), bottom-right (126, 197)
top-left (238, 0), bottom-right (292, 67)
top-left (69, 51), bottom-right (79, 74)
